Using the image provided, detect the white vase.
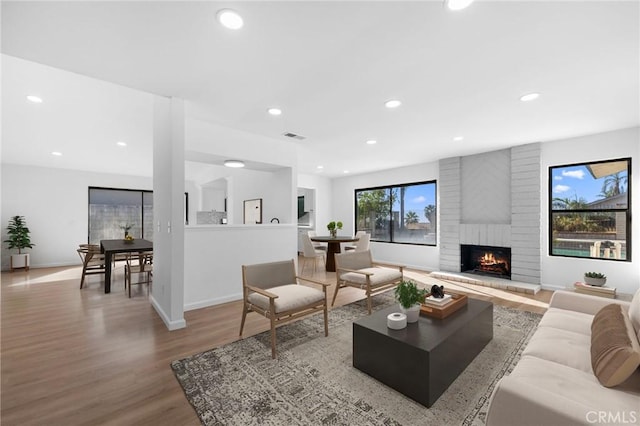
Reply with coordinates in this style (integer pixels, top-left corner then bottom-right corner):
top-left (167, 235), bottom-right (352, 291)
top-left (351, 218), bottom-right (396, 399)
top-left (400, 303), bottom-right (421, 323)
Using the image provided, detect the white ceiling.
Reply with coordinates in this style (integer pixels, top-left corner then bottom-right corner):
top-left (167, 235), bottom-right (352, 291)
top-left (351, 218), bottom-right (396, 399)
top-left (2, 1), bottom-right (639, 178)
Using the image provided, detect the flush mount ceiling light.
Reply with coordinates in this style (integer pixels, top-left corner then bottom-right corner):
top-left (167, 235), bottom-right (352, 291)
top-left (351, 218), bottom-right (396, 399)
top-left (267, 107), bottom-right (282, 116)
top-left (51, 151), bottom-right (62, 156)
top-left (27, 95), bottom-right (43, 103)
top-left (366, 140), bottom-right (377, 145)
top-left (217, 9), bottom-right (243, 29)
top-left (520, 92), bottom-right (540, 102)
top-left (453, 136), bottom-right (464, 141)
top-left (116, 141), bottom-right (127, 147)
top-left (384, 99), bottom-right (402, 109)
top-left (224, 160), bottom-right (245, 168)
top-left (446, 0), bottom-right (475, 11)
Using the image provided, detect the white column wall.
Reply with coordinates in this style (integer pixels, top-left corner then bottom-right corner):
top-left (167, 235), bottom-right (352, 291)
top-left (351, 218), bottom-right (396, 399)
top-left (151, 96), bottom-right (186, 330)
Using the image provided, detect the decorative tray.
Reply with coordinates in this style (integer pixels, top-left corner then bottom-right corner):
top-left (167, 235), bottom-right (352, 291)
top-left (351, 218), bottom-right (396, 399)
top-left (420, 293), bottom-right (468, 319)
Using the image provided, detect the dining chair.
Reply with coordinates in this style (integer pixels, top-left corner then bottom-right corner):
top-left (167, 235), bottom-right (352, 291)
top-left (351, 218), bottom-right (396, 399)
top-left (345, 231), bottom-right (370, 252)
top-left (307, 230), bottom-right (327, 251)
top-left (124, 251), bottom-right (153, 298)
top-left (301, 234), bottom-right (326, 275)
top-left (77, 244), bottom-right (106, 289)
top-left (333, 250), bottom-right (404, 314)
top-left (240, 259), bottom-right (329, 358)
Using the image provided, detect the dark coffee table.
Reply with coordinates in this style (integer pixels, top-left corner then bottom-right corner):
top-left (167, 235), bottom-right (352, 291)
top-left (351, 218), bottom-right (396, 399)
top-left (353, 298), bottom-right (493, 407)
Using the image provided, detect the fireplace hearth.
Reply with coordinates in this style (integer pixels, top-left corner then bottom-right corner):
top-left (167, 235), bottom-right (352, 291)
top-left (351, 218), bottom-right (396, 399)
top-left (460, 244), bottom-right (511, 279)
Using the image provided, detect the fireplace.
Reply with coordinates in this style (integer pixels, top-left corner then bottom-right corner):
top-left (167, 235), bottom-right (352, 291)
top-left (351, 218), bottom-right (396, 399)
top-left (460, 244), bottom-right (511, 279)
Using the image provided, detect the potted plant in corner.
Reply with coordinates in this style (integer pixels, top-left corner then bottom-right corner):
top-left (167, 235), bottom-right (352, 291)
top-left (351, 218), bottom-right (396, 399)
top-left (4, 215), bottom-right (35, 272)
top-left (584, 272), bottom-right (607, 287)
top-left (394, 280), bottom-right (426, 323)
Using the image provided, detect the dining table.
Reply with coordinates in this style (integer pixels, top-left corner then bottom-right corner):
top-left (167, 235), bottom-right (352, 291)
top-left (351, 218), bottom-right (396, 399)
top-left (310, 235), bottom-right (358, 272)
top-left (100, 239), bottom-right (153, 293)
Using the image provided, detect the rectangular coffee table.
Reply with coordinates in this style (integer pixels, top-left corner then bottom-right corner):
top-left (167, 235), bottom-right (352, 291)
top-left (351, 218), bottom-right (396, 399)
top-left (353, 298), bottom-right (493, 407)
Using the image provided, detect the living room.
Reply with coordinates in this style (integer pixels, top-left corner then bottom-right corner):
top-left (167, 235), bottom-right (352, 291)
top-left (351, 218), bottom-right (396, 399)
top-left (1, 1), bottom-right (639, 425)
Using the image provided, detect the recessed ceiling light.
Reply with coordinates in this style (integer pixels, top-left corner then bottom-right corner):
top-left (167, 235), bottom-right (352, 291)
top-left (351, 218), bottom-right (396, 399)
top-left (446, 0), bottom-right (475, 11)
top-left (217, 9), bottom-right (243, 30)
top-left (343, 170), bottom-right (350, 174)
top-left (384, 99), bottom-right (402, 109)
top-left (224, 160), bottom-right (245, 168)
top-left (267, 107), bottom-right (282, 116)
top-left (520, 93), bottom-right (540, 102)
top-left (27, 95), bottom-right (43, 103)
top-left (116, 141), bottom-right (127, 147)
top-left (366, 140), bottom-right (377, 145)
top-left (51, 151), bottom-right (62, 156)
top-left (453, 136), bottom-right (464, 141)
top-left (317, 165), bottom-right (324, 169)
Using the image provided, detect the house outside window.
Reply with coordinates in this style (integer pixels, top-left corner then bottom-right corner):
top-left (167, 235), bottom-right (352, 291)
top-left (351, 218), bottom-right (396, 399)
top-left (549, 158), bottom-right (631, 261)
top-left (355, 180), bottom-right (436, 246)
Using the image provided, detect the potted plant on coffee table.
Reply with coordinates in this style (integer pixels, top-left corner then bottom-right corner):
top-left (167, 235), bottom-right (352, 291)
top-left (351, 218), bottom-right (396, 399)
top-left (4, 215), bottom-right (35, 272)
top-left (394, 280), bottom-right (427, 323)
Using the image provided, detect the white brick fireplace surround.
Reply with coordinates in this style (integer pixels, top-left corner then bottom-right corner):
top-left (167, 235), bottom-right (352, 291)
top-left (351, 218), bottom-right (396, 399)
top-left (439, 143), bottom-right (541, 285)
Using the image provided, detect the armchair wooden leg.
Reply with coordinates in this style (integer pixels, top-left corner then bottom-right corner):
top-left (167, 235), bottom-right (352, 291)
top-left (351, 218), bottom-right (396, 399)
top-left (323, 303), bottom-right (329, 337)
top-left (331, 282), bottom-right (341, 307)
top-left (239, 304), bottom-right (248, 336)
top-left (366, 291), bottom-right (372, 315)
top-left (270, 316), bottom-right (277, 359)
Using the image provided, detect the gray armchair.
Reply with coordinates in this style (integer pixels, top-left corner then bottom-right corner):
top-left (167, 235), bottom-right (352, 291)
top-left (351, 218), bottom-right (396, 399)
top-left (240, 259), bottom-right (330, 358)
top-left (333, 250), bottom-right (404, 314)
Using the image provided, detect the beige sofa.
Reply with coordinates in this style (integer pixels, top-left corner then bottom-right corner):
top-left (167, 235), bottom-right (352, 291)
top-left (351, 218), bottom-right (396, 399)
top-left (486, 289), bottom-right (640, 426)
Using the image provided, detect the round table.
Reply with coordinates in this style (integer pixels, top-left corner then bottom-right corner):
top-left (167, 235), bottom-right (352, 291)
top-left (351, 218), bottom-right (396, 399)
top-left (310, 236), bottom-right (358, 272)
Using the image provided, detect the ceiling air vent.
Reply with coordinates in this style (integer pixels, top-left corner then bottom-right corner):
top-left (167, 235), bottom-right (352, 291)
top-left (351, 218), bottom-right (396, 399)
top-left (282, 132), bottom-right (306, 140)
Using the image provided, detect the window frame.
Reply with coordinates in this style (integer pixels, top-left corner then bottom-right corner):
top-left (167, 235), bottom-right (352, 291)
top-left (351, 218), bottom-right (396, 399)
top-left (354, 179), bottom-right (437, 247)
top-left (548, 157), bottom-right (631, 262)
top-left (87, 186), bottom-right (153, 244)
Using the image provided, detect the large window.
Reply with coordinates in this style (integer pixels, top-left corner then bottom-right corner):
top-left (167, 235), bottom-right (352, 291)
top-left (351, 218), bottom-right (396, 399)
top-left (88, 187), bottom-right (153, 244)
top-left (549, 158), bottom-right (631, 261)
top-left (355, 180), bottom-right (437, 245)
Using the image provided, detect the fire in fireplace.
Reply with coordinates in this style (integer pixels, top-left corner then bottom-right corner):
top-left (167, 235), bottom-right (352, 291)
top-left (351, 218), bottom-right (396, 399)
top-left (460, 244), bottom-right (511, 279)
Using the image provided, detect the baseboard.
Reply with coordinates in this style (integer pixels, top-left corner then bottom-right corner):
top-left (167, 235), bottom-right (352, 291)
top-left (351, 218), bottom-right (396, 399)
top-left (184, 293), bottom-right (243, 312)
top-left (150, 295), bottom-right (187, 330)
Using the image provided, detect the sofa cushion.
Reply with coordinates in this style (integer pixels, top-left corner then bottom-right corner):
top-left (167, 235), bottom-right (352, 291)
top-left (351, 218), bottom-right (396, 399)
top-left (248, 284), bottom-right (325, 314)
top-left (629, 288), bottom-right (640, 342)
top-left (340, 267), bottom-right (402, 288)
top-left (522, 326), bottom-right (592, 373)
top-left (506, 356), bottom-right (640, 415)
top-left (537, 307), bottom-right (593, 335)
top-left (591, 303), bottom-right (640, 387)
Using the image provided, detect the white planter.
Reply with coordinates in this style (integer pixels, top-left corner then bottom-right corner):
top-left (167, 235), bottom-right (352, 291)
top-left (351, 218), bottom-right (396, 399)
top-left (400, 303), bottom-right (421, 323)
top-left (584, 276), bottom-right (606, 287)
top-left (10, 253), bottom-right (30, 271)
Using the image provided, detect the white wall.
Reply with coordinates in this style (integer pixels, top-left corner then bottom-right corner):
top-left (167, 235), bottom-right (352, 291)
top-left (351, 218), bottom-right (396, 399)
top-left (298, 173), bottom-right (333, 232)
top-left (331, 162), bottom-right (440, 271)
top-left (330, 127), bottom-right (640, 296)
top-left (540, 127), bottom-right (640, 295)
top-left (1, 164), bottom-right (152, 270)
top-left (184, 224), bottom-right (297, 310)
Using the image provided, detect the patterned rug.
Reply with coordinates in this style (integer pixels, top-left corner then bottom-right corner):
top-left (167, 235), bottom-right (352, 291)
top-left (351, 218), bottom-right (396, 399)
top-left (171, 292), bottom-right (541, 426)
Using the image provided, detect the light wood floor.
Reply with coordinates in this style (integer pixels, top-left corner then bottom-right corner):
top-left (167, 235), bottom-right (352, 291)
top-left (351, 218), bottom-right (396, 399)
top-left (1, 258), bottom-right (553, 425)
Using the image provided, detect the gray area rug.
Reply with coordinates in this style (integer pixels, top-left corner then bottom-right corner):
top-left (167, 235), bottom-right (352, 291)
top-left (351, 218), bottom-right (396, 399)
top-left (171, 293), bottom-right (541, 425)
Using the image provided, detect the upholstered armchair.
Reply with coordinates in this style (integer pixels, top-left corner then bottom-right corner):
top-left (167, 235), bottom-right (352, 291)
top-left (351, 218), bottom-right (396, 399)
top-left (333, 250), bottom-right (404, 314)
top-left (240, 259), bottom-right (330, 358)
